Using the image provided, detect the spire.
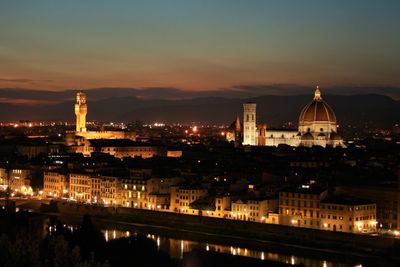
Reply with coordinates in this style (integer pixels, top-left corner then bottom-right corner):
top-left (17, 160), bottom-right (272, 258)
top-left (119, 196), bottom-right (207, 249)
top-left (314, 85), bottom-right (322, 101)
top-left (235, 115), bottom-right (241, 131)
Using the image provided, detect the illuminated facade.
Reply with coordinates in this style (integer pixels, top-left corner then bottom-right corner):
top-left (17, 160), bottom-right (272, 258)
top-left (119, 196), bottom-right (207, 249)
top-left (67, 91), bottom-right (136, 148)
top-left (9, 169), bottom-right (32, 194)
top-left (279, 186), bottom-right (377, 233)
top-left (43, 172), bottom-right (68, 197)
top-left (279, 186), bottom-right (327, 229)
top-left (337, 185), bottom-right (400, 230)
top-left (169, 186), bottom-right (208, 214)
top-left (320, 197), bottom-right (377, 233)
top-left (243, 103), bottom-right (257, 145)
top-left (76, 139), bottom-right (167, 158)
top-left (75, 91), bottom-right (87, 132)
top-left (121, 178), bottom-right (147, 208)
top-left (69, 173), bottom-right (122, 205)
top-left (69, 173), bottom-right (92, 201)
top-left (229, 198), bottom-right (278, 223)
top-left (0, 168), bottom-right (7, 189)
top-left (229, 86), bottom-right (344, 147)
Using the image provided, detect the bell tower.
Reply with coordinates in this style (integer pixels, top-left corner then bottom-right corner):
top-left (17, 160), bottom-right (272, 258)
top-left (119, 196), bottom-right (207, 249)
top-left (75, 91), bottom-right (87, 132)
top-left (243, 102), bottom-right (257, 145)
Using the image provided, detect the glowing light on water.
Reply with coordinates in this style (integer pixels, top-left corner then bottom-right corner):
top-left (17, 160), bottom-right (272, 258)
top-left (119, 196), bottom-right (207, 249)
top-left (105, 230), bottom-right (109, 242)
top-left (261, 252), bottom-right (265, 260)
top-left (206, 245), bottom-right (209, 251)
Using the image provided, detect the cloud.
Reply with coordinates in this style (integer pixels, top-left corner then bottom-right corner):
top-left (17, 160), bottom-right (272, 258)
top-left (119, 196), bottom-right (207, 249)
top-left (0, 78), bottom-right (53, 84)
top-left (0, 97), bottom-right (56, 105)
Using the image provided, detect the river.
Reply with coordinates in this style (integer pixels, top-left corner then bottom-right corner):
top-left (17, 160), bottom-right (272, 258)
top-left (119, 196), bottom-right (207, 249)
top-left (101, 228), bottom-right (364, 267)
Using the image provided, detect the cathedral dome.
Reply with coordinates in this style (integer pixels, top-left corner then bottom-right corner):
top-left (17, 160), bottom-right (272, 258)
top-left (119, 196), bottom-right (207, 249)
top-left (299, 86), bottom-right (336, 124)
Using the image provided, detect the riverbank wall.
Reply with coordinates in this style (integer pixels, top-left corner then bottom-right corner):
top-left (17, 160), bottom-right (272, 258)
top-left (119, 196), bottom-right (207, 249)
top-left (51, 200), bottom-right (400, 261)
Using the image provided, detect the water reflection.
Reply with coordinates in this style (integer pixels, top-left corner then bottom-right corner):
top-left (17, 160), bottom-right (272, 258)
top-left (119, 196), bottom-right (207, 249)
top-left (102, 229), bottom-right (361, 267)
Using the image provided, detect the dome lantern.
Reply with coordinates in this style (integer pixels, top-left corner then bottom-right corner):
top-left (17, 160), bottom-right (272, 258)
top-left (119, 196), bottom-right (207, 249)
top-left (314, 86), bottom-right (322, 101)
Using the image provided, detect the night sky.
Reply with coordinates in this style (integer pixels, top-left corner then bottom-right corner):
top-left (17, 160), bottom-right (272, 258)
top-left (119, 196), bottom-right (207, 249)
top-left (1, 0), bottom-right (399, 90)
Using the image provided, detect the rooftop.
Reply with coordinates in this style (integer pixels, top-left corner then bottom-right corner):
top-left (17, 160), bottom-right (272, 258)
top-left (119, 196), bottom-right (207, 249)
top-left (321, 195), bottom-right (375, 206)
top-left (88, 139), bottom-right (160, 147)
top-left (280, 185), bottom-right (327, 195)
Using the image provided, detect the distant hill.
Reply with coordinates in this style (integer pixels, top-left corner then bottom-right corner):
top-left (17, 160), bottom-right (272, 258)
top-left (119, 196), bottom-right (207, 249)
top-left (0, 88), bottom-right (399, 127)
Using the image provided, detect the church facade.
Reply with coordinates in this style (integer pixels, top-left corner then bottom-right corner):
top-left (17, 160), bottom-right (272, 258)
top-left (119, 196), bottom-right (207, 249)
top-left (227, 86), bottom-right (344, 148)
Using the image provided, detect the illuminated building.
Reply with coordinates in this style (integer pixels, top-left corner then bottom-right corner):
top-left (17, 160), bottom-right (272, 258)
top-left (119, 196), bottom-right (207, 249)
top-left (279, 186), bottom-right (327, 229)
top-left (243, 103), bottom-right (257, 145)
top-left (69, 173), bottom-right (122, 205)
top-left (121, 177), bottom-right (181, 210)
top-left (69, 173), bottom-right (92, 201)
top-left (147, 193), bottom-right (170, 210)
top-left (230, 86), bottom-right (344, 147)
top-left (121, 177), bottom-right (147, 208)
top-left (75, 139), bottom-right (167, 158)
top-left (75, 91), bottom-right (87, 132)
top-left (0, 168), bottom-right (7, 189)
top-left (169, 186), bottom-right (208, 214)
top-left (320, 196), bottom-right (377, 233)
top-left (66, 91), bottom-right (136, 147)
top-left (8, 168), bottom-right (32, 194)
top-left (229, 198), bottom-right (278, 222)
top-left (43, 172), bottom-right (68, 197)
top-left (337, 185), bottom-right (400, 230)
top-left (215, 196), bottom-right (232, 218)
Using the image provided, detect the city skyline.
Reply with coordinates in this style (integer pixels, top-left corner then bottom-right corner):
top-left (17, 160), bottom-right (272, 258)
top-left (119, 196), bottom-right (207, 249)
top-left (1, 2), bottom-right (399, 267)
top-left (1, 0), bottom-right (400, 90)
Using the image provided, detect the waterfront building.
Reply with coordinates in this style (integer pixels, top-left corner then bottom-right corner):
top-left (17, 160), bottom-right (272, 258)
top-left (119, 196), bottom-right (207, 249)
top-left (43, 172), bottom-right (68, 197)
top-left (279, 186), bottom-right (327, 229)
top-left (147, 193), bottom-right (170, 210)
top-left (229, 197), bottom-right (278, 223)
top-left (320, 196), bottom-right (377, 233)
top-left (121, 177), bottom-right (148, 208)
top-left (8, 168), bottom-right (32, 194)
top-left (69, 173), bottom-right (122, 205)
top-left (0, 167), bottom-right (7, 189)
top-left (337, 185), bottom-right (400, 230)
top-left (170, 186), bottom-right (208, 214)
top-left (69, 173), bottom-right (92, 202)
